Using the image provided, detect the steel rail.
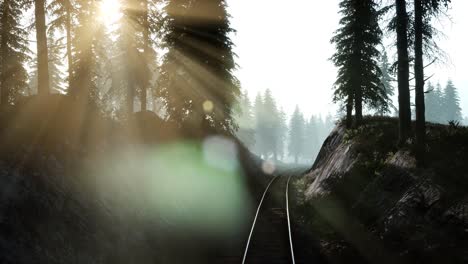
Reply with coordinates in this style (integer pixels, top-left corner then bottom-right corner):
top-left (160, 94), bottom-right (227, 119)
top-left (286, 175), bottom-right (296, 264)
top-left (241, 176), bottom-right (278, 264)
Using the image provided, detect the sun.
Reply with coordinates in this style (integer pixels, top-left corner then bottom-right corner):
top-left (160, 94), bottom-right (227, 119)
top-left (98, 0), bottom-right (121, 27)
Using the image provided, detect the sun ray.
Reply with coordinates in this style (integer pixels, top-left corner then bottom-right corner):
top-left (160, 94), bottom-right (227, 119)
top-left (98, 0), bottom-right (122, 27)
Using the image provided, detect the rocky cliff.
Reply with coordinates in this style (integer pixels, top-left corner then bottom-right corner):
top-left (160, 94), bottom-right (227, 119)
top-left (292, 117), bottom-right (468, 264)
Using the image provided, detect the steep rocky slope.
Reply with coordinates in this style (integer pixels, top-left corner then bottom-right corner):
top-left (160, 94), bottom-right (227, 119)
top-left (291, 117), bottom-right (468, 264)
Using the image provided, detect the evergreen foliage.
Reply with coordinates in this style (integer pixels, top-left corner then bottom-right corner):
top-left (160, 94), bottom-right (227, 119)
top-left (331, 0), bottom-right (388, 127)
top-left (157, 0), bottom-right (239, 133)
top-left (377, 49), bottom-right (395, 115)
top-left (425, 81), bottom-right (463, 124)
top-left (29, 34), bottom-right (66, 94)
top-left (234, 90), bottom-right (255, 147)
top-left (47, 0), bottom-right (74, 89)
top-left (424, 82), bottom-right (443, 123)
top-left (442, 80), bottom-right (462, 123)
top-left (0, 0), bottom-right (30, 104)
top-left (289, 105), bottom-right (305, 164)
top-left (70, 0), bottom-right (104, 102)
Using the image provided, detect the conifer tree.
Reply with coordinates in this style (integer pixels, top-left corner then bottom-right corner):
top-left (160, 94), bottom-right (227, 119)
top-left (0, 0), bottom-right (30, 105)
top-left (117, 0), bottom-right (141, 114)
top-left (48, 34), bottom-right (66, 93)
top-left (289, 105), bottom-right (305, 164)
top-left (395, 0), bottom-right (412, 144)
top-left (35, 0), bottom-right (50, 96)
top-left (331, 0), bottom-right (387, 127)
top-left (158, 0), bottom-right (239, 133)
top-left (425, 82), bottom-right (440, 123)
top-left (234, 90), bottom-right (255, 146)
top-left (71, 0), bottom-right (103, 102)
top-left (276, 108), bottom-right (288, 161)
top-left (377, 49), bottom-right (395, 115)
top-left (304, 115), bottom-right (320, 162)
top-left (442, 80), bottom-right (462, 123)
top-left (48, 0), bottom-right (74, 90)
top-left (253, 93), bottom-right (267, 157)
top-left (29, 34), bottom-right (66, 94)
top-left (262, 89), bottom-right (279, 160)
top-left (413, 0), bottom-right (451, 158)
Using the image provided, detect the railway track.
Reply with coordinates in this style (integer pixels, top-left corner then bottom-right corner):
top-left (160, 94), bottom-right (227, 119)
top-left (241, 175), bottom-right (296, 264)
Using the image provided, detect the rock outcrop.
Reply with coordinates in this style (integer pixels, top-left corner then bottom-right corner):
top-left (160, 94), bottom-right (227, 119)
top-left (297, 117), bottom-right (468, 263)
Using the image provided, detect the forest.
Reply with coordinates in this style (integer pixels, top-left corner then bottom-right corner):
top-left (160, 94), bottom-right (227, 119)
top-left (0, 0), bottom-right (465, 164)
top-left (0, 0), bottom-right (467, 263)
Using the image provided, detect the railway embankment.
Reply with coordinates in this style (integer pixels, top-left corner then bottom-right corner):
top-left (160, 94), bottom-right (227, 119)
top-left (291, 117), bottom-right (468, 264)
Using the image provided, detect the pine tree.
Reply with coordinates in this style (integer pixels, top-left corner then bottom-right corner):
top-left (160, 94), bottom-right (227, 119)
top-left (253, 93), bottom-right (267, 157)
top-left (377, 49), bottom-right (395, 115)
top-left (48, 0), bottom-right (74, 90)
top-left (304, 115), bottom-right (320, 162)
top-left (71, 0), bottom-right (103, 102)
top-left (29, 34), bottom-right (66, 94)
top-left (262, 89), bottom-right (280, 160)
top-left (0, 0), bottom-right (30, 105)
top-left (288, 105), bottom-right (305, 164)
top-left (234, 90), bottom-right (255, 147)
top-left (157, 0), bottom-right (239, 133)
top-left (395, 0), bottom-right (412, 144)
top-left (331, 0), bottom-right (387, 127)
top-left (425, 82), bottom-right (439, 123)
top-left (442, 80), bottom-right (462, 123)
top-left (276, 108), bottom-right (288, 161)
top-left (413, 0), bottom-right (450, 160)
top-left (139, 0), bottom-right (160, 111)
top-left (117, 0), bottom-right (142, 114)
top-left (35, 0), bottom-right (50, 96)
top-left (48, 34), bottom-right (66, 93)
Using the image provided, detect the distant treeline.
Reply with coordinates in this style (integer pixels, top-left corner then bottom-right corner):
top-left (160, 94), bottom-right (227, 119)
top-left (234, 89), bottom-right (335, 164)
top-left (424, 80), bottom-right (465, 125)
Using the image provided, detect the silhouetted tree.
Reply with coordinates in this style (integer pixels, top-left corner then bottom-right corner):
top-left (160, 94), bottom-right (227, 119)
top-left (331, 0), bottom-right (387, 127)
top-left (139, 0), bottom-right (160, 111)
top-left (29, 34), bottom-right (66, 94)
top-left (276, 108), bottom-right (288, 161)
top-left (395, 0), bottom-right (412, 144)
top-left (262, 89), bottom-right (280, 160)
top-left (413, 0), bottom-right (451, 159)
top-left (304, 115), bottom-right (320, 162)
top-left (117, 0), bottom-right (141, 114)
top-left (253, 93), bottom-right (267, 157)
top-left (289, 105), bottom-right (305, 164)
top-left (35, 0), bottom-right (50, 96)
top-left (48, 0), bottom-right (74, 90)
top-left (425, 82), bottom-right (443, 123)
top-left (0, 0), bottom-right (30, 105)
top-left (442, 80), bottom-right (462, 123)
top-left (158, 0), bottom-right (239, 133)
top-left (377, 49), bottom-right (395, 115)
top-left (71, 0), bottom-right (103, 102)
top-left (234, 90), bottom-right (255, 147)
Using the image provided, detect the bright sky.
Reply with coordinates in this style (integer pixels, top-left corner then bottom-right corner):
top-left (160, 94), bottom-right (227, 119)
top-left (227, 0), bottom-right (468, 118)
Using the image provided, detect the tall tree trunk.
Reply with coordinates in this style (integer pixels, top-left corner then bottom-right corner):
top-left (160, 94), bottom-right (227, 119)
top-left (66, 0), bottom-right (73, 91)
top-left (395, 0), bottom-right (412, 144)
top-left (346, 94), bottom-right (353, 128)
top-left (0, 1), bottom-right (9, 105)
top-left (35, 0), bottom-right (50, 96)
top-left (127, 74), bottom-right (135, 115)
top-left (141, 0), bottom-right (149, 112)
top-left (355, 86), bottom-right (363, 126)
top-left (414, 0), bottom-right (426, 163)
